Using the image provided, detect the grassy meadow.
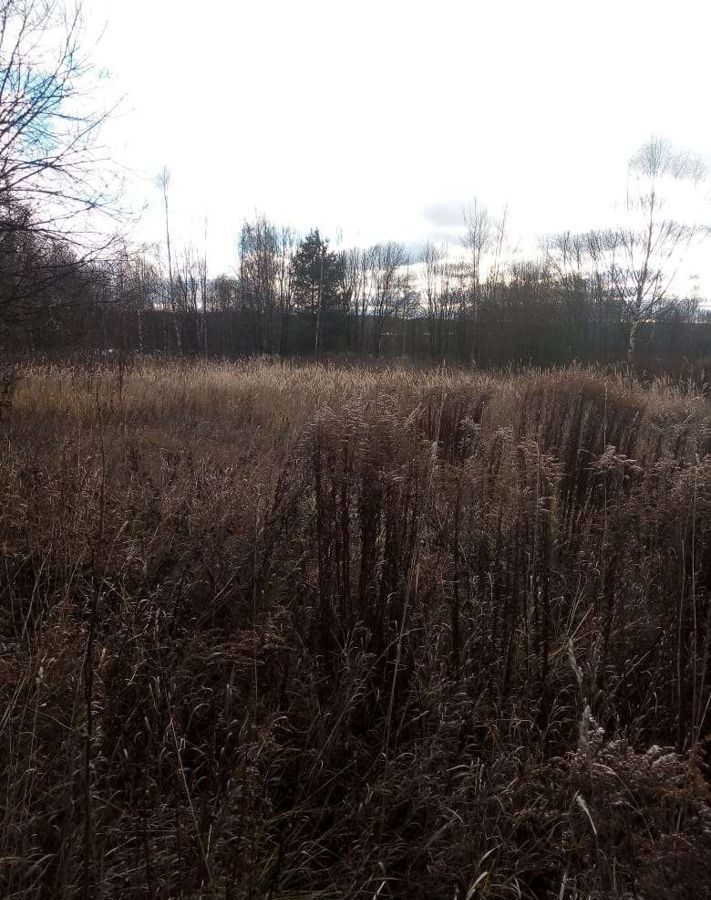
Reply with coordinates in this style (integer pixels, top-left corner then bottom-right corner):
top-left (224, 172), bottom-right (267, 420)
top-left (1, 358), bottom-right (711, 899)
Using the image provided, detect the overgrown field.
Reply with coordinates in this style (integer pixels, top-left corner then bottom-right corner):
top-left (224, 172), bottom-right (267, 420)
top-left (1, 359), bottom-right (711, 899)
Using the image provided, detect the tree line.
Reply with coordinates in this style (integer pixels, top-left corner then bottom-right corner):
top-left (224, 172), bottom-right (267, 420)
top-left (5, 196), bottom-right (710, 368)
top-left (0, 0), bottom-right (710, 368)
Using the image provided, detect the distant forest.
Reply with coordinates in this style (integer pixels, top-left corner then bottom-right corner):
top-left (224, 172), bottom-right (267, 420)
top-left (1, 0), bottom-right (710, 370)
top-left (4, 213), bottom-right (711, 370)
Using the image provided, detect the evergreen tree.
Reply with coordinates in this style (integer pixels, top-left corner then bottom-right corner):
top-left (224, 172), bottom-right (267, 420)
top-left (291, 230), bottom-right (344, 353)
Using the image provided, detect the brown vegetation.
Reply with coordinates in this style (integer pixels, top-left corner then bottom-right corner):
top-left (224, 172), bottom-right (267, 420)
top-left (1, 358), bottom-right (711, 899)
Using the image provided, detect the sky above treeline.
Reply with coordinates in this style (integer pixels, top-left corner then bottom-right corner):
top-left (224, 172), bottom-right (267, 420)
top-left (89, 0), bottom-right (711, 292)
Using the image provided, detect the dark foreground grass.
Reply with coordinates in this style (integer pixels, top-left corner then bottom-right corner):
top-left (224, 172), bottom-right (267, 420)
top-left (1, 359), bottom-right (711, 899)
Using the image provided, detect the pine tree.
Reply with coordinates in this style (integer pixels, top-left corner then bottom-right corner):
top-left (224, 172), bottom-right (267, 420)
top-left (291, 230), bottom-right (344, 353)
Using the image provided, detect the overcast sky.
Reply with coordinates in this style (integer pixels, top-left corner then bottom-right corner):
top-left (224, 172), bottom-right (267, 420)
top-left (88, 0), bottom-right (711, 289)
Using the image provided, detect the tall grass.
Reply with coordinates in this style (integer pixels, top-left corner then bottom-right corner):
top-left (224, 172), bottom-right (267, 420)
top-left (1, 358), bottom-right (710, 898)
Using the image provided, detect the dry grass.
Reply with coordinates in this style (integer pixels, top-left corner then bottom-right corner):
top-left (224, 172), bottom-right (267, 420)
top-left (1, 358), bottom-right (711, 899)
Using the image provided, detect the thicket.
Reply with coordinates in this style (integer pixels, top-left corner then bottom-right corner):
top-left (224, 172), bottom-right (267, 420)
top-left (1, 359), bottom-right (710, 898)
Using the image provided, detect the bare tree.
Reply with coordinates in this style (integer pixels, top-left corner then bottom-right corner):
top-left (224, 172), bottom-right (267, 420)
top-left (341, 246), bottom-right (364, 351)
top-left (156, 166), bottom-right (182, 353)
top-left (461, 200), bottom-right (509, 361)
top-left (548, 138), bottom-right (709, 359)
top-left (342, 246), bottom-right (375, 353)
top-left (488, 204), bottom-right (508, 290)
top-left (0, 0), bottom-right (117, 237)
top-left (422, 242), bottom-right (461, 361)
top-left (175, 245), bottom-right (205, 353)
top-left (397, 282), bottom-right (419, 357)
top-left (238, 216), bottom-right (290, 354)
top-left (369, 242), bottom-right (409, 355)
top-left (0, 0), bottom-right (120, 335)
top-left (462, 199), bottom-right (492, 308)
top-left (110, 243), bottom-right (157, 357)
top-left (200, 216), bottom-right (208, 355)
top-left (341, 243), bottom-right (411, 355)
top-left (276, 225), bottom-right (296, 355)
